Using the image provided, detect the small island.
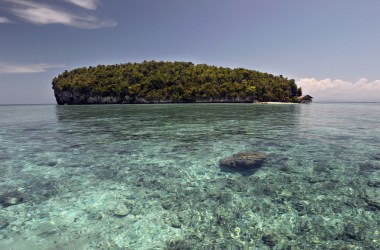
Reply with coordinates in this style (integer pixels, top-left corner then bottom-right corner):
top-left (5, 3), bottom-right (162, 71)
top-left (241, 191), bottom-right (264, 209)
top-left (52, 61), bottom-right (303, 105)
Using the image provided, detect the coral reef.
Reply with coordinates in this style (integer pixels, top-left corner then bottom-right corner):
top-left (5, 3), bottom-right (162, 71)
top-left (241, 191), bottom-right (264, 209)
top-left (219, 152), bottom-right (267, 171)
top-left (0, 103), bottom-right (379, 249)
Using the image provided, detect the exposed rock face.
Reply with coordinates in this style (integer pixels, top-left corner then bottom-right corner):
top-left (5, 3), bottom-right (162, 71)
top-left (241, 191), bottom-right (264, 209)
top-left (54, 90), bottom-right (123, 105)
top-left (53, 90), bottom-right (255, 105)
top-left (219, 152), bottom-right (267, 170)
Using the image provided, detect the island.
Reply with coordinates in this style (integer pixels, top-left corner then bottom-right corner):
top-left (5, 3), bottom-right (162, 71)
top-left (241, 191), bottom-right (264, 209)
top-left (52, 61), bottom-right (302, 105)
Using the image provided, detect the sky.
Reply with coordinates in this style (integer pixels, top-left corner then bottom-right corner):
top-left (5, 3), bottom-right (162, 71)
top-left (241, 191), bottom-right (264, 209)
top-left (1, 0), bottom-right (380, 104)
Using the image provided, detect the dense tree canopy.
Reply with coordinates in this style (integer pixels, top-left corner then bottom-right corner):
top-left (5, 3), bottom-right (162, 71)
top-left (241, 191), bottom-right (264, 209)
top-left (52, 61), bottom-right (302, 104)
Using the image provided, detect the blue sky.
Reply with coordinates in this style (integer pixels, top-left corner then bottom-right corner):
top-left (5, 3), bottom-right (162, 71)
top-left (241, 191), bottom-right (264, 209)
top-left (1, 0), bottom-right (380, 103)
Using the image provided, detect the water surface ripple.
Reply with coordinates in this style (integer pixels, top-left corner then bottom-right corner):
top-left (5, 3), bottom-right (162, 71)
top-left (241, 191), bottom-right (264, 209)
top-left (0, 103), bottom-right (379, 249)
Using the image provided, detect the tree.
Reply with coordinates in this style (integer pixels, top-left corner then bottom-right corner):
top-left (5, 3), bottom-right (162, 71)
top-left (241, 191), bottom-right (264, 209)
top-left (297, 87), bottom-right (302, 97)
top-left (52, 61), bottom-right (301, 104)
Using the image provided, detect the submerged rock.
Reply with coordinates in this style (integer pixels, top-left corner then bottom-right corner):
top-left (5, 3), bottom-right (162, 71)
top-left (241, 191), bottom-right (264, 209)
top-left (343, 222), bottom-right (365, 241)
top-left (0, 219), bottom-right (9, 229)
top-left (359, 162), bottom-right (380, 173)
top-left (372, 153), bottom-right (380, 160)
top-left (368, 179), bottom-right (380, 188)
top-left (113, 205), bottom-right (131, 218)
top-left (262, 234), bottom-right (278, 247)
top-left (0, 191), bottom-right (26, 207)
top-left (219, 152), bottom-right (267, 170)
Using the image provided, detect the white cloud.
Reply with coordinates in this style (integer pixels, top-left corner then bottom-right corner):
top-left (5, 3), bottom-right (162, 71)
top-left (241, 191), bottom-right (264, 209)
top-left (0, 63), bottom-right (66, 74)
top-left (3, 0), bottom-right (116, 29)
top-left (298, 78), bottom-right (380, 102)
top-left (63, 0), bottom-right (99, 10)
top-left (0, 16), bottom-right (13, 23)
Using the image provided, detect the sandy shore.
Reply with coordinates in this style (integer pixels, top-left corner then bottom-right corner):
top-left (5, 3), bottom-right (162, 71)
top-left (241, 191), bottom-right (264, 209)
top-left (254, 102), bottom-right (298, 105)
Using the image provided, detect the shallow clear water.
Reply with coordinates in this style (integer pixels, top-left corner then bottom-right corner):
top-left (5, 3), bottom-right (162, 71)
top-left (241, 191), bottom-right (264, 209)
top-left (0, 103), bottom-right (379, 249)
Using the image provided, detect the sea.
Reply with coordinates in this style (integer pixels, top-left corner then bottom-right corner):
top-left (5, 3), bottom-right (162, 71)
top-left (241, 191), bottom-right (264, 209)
top-left (0, 103), bottom-right (379, 249)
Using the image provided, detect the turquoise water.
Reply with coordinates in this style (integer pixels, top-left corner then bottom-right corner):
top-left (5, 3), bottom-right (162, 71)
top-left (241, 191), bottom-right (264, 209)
top-left (0, 103), bottom-right (379, 249)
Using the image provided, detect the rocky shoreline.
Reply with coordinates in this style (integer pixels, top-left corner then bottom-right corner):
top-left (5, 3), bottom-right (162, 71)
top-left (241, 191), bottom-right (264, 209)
top-left (54, 91), bottom-right (256, 105)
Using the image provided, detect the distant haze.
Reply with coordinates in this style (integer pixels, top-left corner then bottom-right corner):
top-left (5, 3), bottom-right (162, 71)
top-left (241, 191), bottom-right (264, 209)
top-left (298, 78), bottom-right (380, 102)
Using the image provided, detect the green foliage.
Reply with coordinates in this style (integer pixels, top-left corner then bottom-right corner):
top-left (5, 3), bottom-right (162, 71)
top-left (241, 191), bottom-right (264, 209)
top-left (297, 87), bottom-right (302, 97)
top-left (52, 61), bottom-right (301, 104)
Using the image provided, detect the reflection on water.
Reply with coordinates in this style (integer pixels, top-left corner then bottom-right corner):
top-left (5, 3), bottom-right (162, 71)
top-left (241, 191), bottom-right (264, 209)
top-left (0, 103), bottom-right (379, 249)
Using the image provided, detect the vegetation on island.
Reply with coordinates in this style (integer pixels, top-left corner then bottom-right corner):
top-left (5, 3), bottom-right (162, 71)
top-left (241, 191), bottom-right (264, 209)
top-left (52, 61), bottom-right (302, 104)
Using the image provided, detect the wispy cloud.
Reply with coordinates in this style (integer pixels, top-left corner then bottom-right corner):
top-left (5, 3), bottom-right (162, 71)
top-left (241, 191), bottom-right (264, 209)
top-left (63, 0), bottom-right (100, 10)
top-left (2, 0), bottom-right (116, 29)
top-left (0, 62), bottom-right (66, 74)
top-left (298, 78), bottom-right (380, 102)
top-left (0, 16), bottom-right (13, 23)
